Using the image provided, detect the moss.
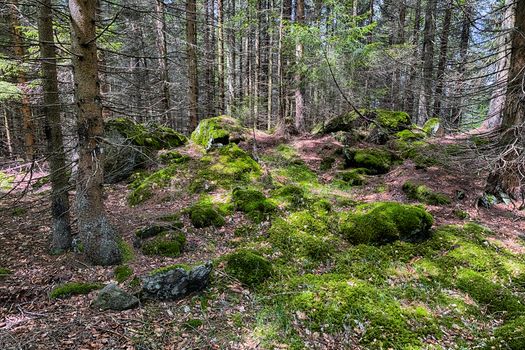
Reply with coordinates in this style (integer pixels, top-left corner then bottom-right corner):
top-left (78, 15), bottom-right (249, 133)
top-left (0, 267), bottom-right (11, 276)
top-left (422, 118), bottom-right (440, 135)
top-left (375, 109), bottom-right (411, 131)
top-left (402, 181), bottom-right (451, 205)
top-left (453, 209), bottom-right (469, 219)
top-left (232, 188), bottom-right (276, 222)
top-left (339, 202), bottom-right (434, 245)
top-left (188, 178), bottom-right (217, 193)
top-left (319, 156), bottom-right (336, 171)
top-left (135, 225), bottom-right (168, 239)
top-left (183, 319), bottom-right (204, 329)
top-left (344, 147), bottom-right (394, 174)
top-left (271, 184), bottom-right (307, 209)
top-left (141, 232), bottom-right (186, 258)
top-left (336, 168), bottom-right (370, 186)
top-left (191, 116), bottom-right (242, 148)
top-left (49, 282), bottom-right (102, 299)
top-left (189, 201), bottom-right (225, 228)
top-left (0, 171), bottom-right (14, 191)
top-left (395, 129), bottom-right (425, 142)
top-left (11, 207), bottom-right (27, 217)
top-left (159, 151), bottom-right (189, 165)
top-left (492, 316), bottom-right (525, 349)
top-left (32, 176), bottom-right (50, 190)
top-left (118, 239), bottom-right (134, 263)
top-left (148, 263), bottom-right (192, 276)
top-left (127, 164), bottom-right (178, 206)
top-left (456, 269), bottom-right (524, 315)
top-left (158, 213), bottom-right (184, 227)
top-left (224, 249), bottom-right (273, 287)
top-left (114, 265), bottom-right (133, 283)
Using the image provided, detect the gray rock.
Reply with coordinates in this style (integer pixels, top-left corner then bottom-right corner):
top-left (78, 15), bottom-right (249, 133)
top-left (141, 262), bottom-right (212, 300)
top-left (92, 283), bottom-right (139, 311)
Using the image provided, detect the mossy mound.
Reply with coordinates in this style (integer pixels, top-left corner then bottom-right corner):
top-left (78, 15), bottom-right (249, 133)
top-left (374, 109), bottom-right (411, 131)
top-left (188, 202), bottom-right (226, 228)
top-left (395, 129), bottom-right (426, 142)
top-left (402, 181), bottom-right (451, 205)
top-left (127, 164), bottom-right (178, 206)
top-left (422, 118), bottom-right (441, 136)
top-left (336, 168), bottom-right (370, 186)
top-left (141, 232), bottom-right (186, 257)
top-left (114, 265), bottom-right (133, 283)
top-left (319, 156), bottom-right (336, 171)
top-left (191, 116), bottom-right (244, 148)
top-left (106, 118), bottom-right (186, 150)
top-left (0, 171), bottom-right (14, 191)
top-left (159, 151), bottom-right (190, 165)
top-left (492, 316), bottom-right (525, 349)
top-left (339, 202), bottom-right (433, 245)
top-left (50, 282), bottom-right (102, 299)
top-left (224, 249), bottom-right (273, 287)
top-left (316, 109), bottom-right (410, 135)
top-left (271, 184), bottom-right (307, 210)
top-left (269, 210), bottom-right (339, 262)
top-left (136, 224), bottom-right (181, 239)
top-left (232, 188), bottom-right (276, 222)
top-left (344, 147), bottom-right (394, 174)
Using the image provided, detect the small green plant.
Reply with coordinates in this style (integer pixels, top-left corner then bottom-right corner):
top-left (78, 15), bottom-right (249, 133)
top-left (114, 265), bottom-right (133, 283)
top-left (49, 282), bottom-right (102, 299)
top-left (0, 267), bottom-right (11, 276)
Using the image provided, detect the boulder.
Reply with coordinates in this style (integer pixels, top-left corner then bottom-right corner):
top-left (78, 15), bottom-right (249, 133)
top-left (141, 262), bottom-right (212, 300)
top-left (191, 116), bottom-right (244, 149)
top-left (91, 283), bottom-right (139, 311)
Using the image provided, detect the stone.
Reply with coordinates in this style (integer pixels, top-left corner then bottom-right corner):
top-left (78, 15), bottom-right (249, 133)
top-left (91, 283), bottom-right (139, 311)
top-left (141, 262), bottom-right (212, 300)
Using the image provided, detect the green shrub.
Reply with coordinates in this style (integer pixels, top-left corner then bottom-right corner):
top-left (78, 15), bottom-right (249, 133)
top-left (339, 202), bottom-right (433, 245)
top-left (141, 232), bottom-right (186, 257)
top-left (402, 181), bottom-right (451, 205)
top-left (114, 265), bottom-right (133, 283)
top-left (232, 188), bottom-right (276, 222)
top-left (225, 249), bottom-right (273, 287)
top-left (50, 282), bottom-right (102, 299)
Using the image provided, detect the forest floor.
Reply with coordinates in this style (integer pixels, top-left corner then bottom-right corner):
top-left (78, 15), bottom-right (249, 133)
top-left (1, 128), bottom-right (524, 350)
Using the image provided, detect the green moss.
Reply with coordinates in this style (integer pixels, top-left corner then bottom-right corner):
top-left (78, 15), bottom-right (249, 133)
top-left (344, 147), bottom-right (394, 174)
top-left (402, 181), bottom-right (451, 205)
top-left (49, 282), bottom-right (102, 299)
top-left (232, 188), bottom-right (276, 223)
top-left (158, 214), bottom-right (184, 228)
top-left (127, 164), bottom-right (178, 206)
top-left (0, 171), bottom-right (14, 191)
top-left (11, 207), bottom-right (27, 217)
top-left (336, 168), bottom-right (370, 186)
top-left (191, 116), bottom-right (242, 148)
top-left (224, 249), bottom-right (273, 287)
top-left (135, 225), bottom-right (168, 239)
top-left (339, 202), bottom-right (434, 245)
top-left (422, 118), bottom-right (440, 135)
top-left (159, 151), bottom-right (190, 165)
top-left (148, 263), bottom-right (192, 276)
top-left (189, 201), bottom-right (225, 228)
top-left (118, 239), bottom-right (134, 263)
top-left (114, 265), bottom-right (133, 283)
top-left (188, 178), bottom-right (217, 193)
top-left (271, 184), bottom-right (306, 209)
top-left (492, 316), bottom-right (525, 349)
top-left (395, 129), bottom-right (425, 142)
top-left (0, 267), bottom-right (11, 276)
top-left (453, 209), bottom-right (469, 219)
top-left (375, 110), bottom-right (411, 131)
top-left (141, 232), bottom-right (186, 257)
top-left (319, 156), bottom-right (336, 171)
top-left (32, 176), bottom-right (50, 189)
top-left (183, 318), bottom-right (204, 329)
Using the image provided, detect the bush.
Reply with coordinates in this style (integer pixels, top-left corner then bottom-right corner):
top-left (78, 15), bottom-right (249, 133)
top-left (50, 282), bottom-right (102, 299)
top-left (224, 249), bottom-right (273, 287)
top-left (339, 202), bottom-right (433, 245)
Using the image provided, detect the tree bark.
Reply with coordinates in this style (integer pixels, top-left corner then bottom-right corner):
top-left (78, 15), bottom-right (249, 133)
top-left (418, 0), bottom-right (437, 125)
top-left (69, 0), bottom-right (121, 266)
top-left (294, 0), bottom-right (305, 133)
top-left (154, 0), bottom-right (171, 122)
top-left (217, 0), bottom-right (225, 113)
top-left (9, 1), bottom-right (35, 160)
top-left (433, 0), bottom-right (452, 117)
top-left (39, 0), bottom-right (72, 253)
top-left (186, 0), bottom-right (198, 130)
top-left (406, 0), bottom-right (421, 118)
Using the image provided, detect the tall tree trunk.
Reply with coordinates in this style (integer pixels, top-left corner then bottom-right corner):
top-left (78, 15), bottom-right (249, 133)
top-left (267, 0), bottom-right (274, 131)
top-left (486, 0), bottom-right (515, 129)
top-left (418, 0), bottom-right (437, 125)
top-left (294, 0), bottom-right (305, 133)
top-left (186, 0), bottom-right (198, 130)
top-left (433, 0), bottom-right (453, 117)
top-left (39, 0), bottom-right (72, 253)
top-left (217, 0), bottom-right (225, 113)
top-left (204, 0), bottom-right (215, 118)
top-left (406, 0), bottom-right (421, 118)
top-left (154, 0), bottom-right (171, 122)
top-left (9, 1), bottom-right (35, 160)
top-left (69, 0), bottom-right (121, 266)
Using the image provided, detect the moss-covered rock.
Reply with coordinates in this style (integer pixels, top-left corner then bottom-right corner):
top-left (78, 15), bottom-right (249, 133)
top-left (191, 116), bottom-right (244, 148)
top-left (336, 168), bottom-right (371, 186)
top-left (316, 109), bottom-right (410, 136)
top-left (188, 202), bottom-right (225, 228)
top-left (375, 110), bottom-right (411, 131)
top-left (343, 147), bottom-right (394, 174)
top-left (141, 232), bottom-right (186, 257)
top-left (395, 129), bottom-right (425, 142)
top-left (232, 188), bottom-right (276, 222)
top-left (50, 282), bottom-right (102, 299)
top-left (491, 316), bottom-right (525, 349)
top-left (402, 181), bottom-right (451, 205)
top-left (159, 151), bottom-right (190, 165)
top-left (127, 164), bottom-right (179, 206)
top-left (224, 249), bottom-right (273, 287)
top-left (339, 202), bottom-right (434, 245)
top-left (114, 265), bottom-right (133, 283)
top-left (422, 118), bottom-right (441, 136)
top-left (271, 184), bottom-right (307, 209)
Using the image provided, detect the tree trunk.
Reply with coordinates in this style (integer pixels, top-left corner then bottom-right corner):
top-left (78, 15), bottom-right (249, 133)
top-left (39, 0), bottom-right (72, 253)
top-left (9, 1), bottom-right (35, 160)
top-left (154, 0), bottom-right (171, 122)
top-left (217, 0), bottom-right (225, 113)
top-left (486, 0), bottom-right (515, 129)
top-left (267, 0), bottom-right (274, 131)
top-left (433, 0), bottom-right (452, 118)
top-left (186, 0), bottom-right (198, 130)
top-left (418, 0), bottom-right (437, 125)
top-left (69, 0), bottom-right (121, 266)
top-left (294, 0), bottom-right (305, 133)
top-left (406, 0), bottom-right (421, 118)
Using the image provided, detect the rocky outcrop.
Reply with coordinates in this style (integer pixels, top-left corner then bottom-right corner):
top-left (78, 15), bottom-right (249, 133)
top-left (91, 283), bottom-right (139, 311)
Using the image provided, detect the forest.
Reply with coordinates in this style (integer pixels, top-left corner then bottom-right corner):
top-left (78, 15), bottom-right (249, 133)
top-left (0, 0), bottom-right (524, 348)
